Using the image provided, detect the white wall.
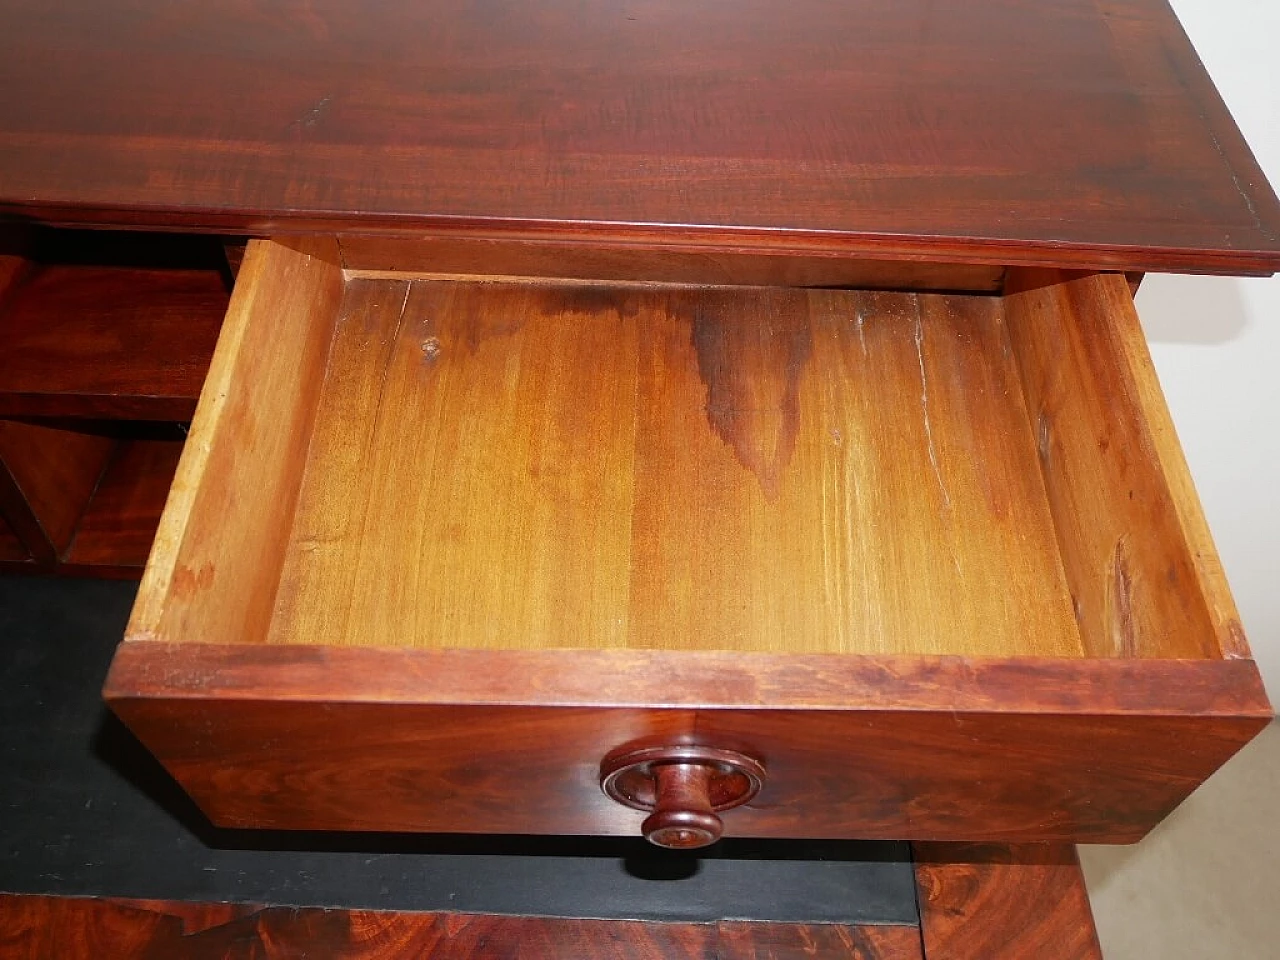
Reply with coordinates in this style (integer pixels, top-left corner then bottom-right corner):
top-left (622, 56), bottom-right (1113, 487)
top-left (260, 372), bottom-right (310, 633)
top-left (1145, 0), bottom-right (1280, 699)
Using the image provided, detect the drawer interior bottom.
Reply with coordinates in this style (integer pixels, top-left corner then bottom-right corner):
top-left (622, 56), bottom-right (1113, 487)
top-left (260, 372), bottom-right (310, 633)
top-left (274, 275), bottom-right (1078, 657)
top-left (128, 240), bottom-right (1235, 663)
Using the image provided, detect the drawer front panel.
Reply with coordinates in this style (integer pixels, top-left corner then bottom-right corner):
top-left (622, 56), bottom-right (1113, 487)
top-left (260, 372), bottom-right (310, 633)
top-left (106, 644), bottom-right (1268, 843)
top-left (109, 696), bottom-right (1262, 843)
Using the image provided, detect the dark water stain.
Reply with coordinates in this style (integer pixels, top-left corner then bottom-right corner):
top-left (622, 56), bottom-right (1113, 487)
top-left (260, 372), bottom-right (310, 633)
top-left (451, 285), bottom-right (532, 355)
top-left (170, 560), bottom-right (215, 599)
top-left (542, 283), bottom-right (642, 322)
top-left (691, 293), bottom-right (812, 500)
top-left (451, 283), bottom-right (640, 356)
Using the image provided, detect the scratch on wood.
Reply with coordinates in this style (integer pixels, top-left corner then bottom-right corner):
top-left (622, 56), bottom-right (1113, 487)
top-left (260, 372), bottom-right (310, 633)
top-left (1036, 412), bottom-right (1052, 466)
top-left (913, 298), bottom-right (951, 510)
top-left (692, 296), bottom-right (811, 500)
top-left (1207, 126), bottom-right (1271, 240)
top-left (1223, 618), bottom-right (1251, 659)
top-left (1161, 44), bottom-right (1273, 242)
top-left (359, 283), bottom-right (412, 463)
top-left (299, 96), bottom-right (332, 128)
top-left (395, 280), bottom-right (412, 327)
top-left (1109, 536), bottom-right (1138, 657)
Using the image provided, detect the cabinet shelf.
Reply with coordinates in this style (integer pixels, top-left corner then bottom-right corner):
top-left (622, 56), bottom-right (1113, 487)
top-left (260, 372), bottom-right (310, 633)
top-left (61, 437), bottom-right (185, 578)
top-left (0, 230), bottom-right (225, 576)
top-left (0, 240), bottom-right (227, 420)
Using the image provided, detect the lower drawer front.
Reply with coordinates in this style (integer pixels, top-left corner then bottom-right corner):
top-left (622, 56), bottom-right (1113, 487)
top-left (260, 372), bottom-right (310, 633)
top-left (107, 643), bottom-right (1266, 843)
top-left (105, 239), bottom-right (1270, 844)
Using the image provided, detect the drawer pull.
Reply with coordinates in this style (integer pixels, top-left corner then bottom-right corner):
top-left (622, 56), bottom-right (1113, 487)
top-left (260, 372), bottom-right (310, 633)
top-left (600, 746), bottom-right (765, 849)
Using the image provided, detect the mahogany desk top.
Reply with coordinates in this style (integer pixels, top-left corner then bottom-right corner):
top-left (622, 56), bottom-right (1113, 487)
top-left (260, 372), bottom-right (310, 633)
top-left (1, 0), bottom-right (1278, 275)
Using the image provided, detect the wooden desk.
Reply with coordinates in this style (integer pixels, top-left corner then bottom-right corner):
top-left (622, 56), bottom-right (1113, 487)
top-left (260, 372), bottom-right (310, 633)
top-left (2, 0), bottom-right (1278, 274)
top-left (0, 3), bottom-right (1274, 945)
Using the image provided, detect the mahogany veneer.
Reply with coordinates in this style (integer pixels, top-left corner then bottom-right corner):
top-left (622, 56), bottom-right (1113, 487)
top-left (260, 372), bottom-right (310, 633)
top-left (915, 844), bottom-right (1102, 960)
top-left (61, 438), bottom-right (186, 578)
top-left (0, 896), bottom-right (924, 959)
top-left (0, 420), bottom-right (114, 566)
top-left (0, 844), bottom-right (1105, 958)
top-left (0, 265), bottom-right (224, 420)
top-left (2, 0), bottom-right (1279, 274)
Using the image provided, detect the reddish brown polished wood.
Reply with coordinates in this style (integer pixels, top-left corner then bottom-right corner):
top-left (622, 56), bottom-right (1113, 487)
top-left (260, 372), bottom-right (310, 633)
top-left (338, 236), bottom-right (1008, 292)
top-left (0, 263), bottom-right (226, 420)
top-left (62, 439), bottom-right (185, 578)
top-left (105, 643), bottom-right (1269, 841)
top-left (601, 745), bottom-right (766, 849)
top-left (642, 765), bottom-right (724, 850)
top-left (914, 844), bottom-right (1102, 960)
top-left (0, 420), bottom-right (114, 564)
top-left (1, 0), bottom-right (1278, 274)
top-left (0, 896), bottom-right (923, 960)
top-left (0, 434), bottom-right (183, 578)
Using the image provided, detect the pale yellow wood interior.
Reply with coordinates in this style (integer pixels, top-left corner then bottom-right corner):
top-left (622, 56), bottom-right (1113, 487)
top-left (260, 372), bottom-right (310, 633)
top-left (257, 272), bottom-right (1085, 656)
top-left (128, 238), bottom-right (346, 651)
top-left (1003, 269), bottom-right (1231, 660)
top-left (136, 241), bottom-right (1232, 659)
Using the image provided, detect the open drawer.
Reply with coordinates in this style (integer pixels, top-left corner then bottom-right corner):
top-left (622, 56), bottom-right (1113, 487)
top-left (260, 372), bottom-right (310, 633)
top-left (104, 238), bottom-right (1271, 847)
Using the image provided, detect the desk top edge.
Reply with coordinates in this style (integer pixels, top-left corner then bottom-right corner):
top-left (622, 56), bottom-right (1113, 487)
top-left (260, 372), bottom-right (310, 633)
top-left (1, 0), bottom-right (1277, 276)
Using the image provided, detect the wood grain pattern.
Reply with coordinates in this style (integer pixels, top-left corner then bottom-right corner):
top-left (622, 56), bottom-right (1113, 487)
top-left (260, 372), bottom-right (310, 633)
top-left (105, 643), bottom-right (1269, 841)
top-left (1, 0), bottom-right (1278, 273)
top-left (105, 643), bottom-right (1272, 715)
top-left (0, 896), bottom-right (921, 959)
top-left (0, 264), bottom-right (226, 420)
top-left (914, 843), bottom-right (1102, 959)
top-left (0, 420), bottom-right (114, 563)
top-left (1005, 270), bottom-right (1243, 660)
top-left (62, 438), bottom-right (184, 577)
top-left (269, 275), bottom-right (1077, 657)
top-left (713, 922), bottom-right (921, 960)
top-left (339, 236), bottom-right (1006, 292)
top-left (127, 238), bottom-right (343, 648)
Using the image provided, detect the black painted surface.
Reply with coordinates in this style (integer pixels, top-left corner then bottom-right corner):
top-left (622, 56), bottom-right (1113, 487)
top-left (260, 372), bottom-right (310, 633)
top-left (0, 577), bottom-right (918, 924)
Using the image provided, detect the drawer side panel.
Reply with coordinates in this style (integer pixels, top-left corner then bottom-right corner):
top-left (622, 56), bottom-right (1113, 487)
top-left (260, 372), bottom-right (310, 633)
top-left (127, 239), bottom-right (344, 647)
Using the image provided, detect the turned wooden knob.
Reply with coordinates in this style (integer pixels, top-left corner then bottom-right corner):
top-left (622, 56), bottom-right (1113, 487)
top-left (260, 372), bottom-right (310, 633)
top-left (641, 761), bottom-right (724, 848)
top-left (600, 746), bottom-right (765, 849)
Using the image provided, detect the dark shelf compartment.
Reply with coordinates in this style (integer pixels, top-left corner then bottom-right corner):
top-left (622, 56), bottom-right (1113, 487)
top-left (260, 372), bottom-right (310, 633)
top-left (0, 512), bottom-right (28, 563)
top-left (0, 231), bottom-right (229, 420)
top-left (0, 228), bottom-right (224, 577)
top-left (62, 436), bottom-right (184, 578)
top-left (0, 424), bottom-right (187, 580)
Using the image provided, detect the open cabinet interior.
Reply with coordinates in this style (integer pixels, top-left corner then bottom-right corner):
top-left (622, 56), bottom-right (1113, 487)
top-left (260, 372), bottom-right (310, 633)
top-left (0, 229), bottom-right (228, 576)
top-left (125, 239), bottom-right (1237, 663)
